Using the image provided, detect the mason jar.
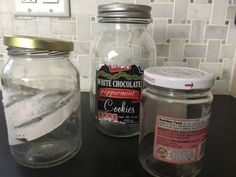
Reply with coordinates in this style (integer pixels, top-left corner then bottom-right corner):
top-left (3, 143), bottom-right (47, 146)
top-left (139, 66), bottom-right (215, 177)
top-left (90, 3), bottom-right (156, 137)
top-left (2, 35), bottom-right (82, 168)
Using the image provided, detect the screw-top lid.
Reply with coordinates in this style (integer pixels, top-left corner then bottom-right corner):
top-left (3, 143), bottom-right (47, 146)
top-left (144, 66), bottom-right (215, 90)
top-left (98, 3), bottom-right (151, 24)
top-left (4, 35), bottom-right (73, 52)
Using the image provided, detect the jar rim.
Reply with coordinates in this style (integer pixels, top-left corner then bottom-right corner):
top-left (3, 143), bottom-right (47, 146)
top-left (97, 3), bottom-right (151, 24)
top-left (144, 66), bottom-right (215, 90)
top-left (145, 81), bottom-right (211, 94)
top-left (3, 35), bottom-right (73, 52)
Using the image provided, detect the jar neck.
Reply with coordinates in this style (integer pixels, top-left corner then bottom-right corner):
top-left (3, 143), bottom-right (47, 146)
top-left (98, 17), bottom-right (151, 24)
top-left (7, 47), bottom-right (69, 58)
top-left (100, 22), bottom-right (148, 33)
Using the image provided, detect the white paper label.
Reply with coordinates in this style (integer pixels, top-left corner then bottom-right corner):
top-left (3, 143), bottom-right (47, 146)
top-left (2, 89), bottom-right (80, 145)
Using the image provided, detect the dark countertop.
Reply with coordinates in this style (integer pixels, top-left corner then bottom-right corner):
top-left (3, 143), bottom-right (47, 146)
top-left (0, 93), bottom-right (236, 177)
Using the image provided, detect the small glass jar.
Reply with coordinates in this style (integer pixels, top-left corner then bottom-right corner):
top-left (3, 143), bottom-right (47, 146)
top-left (139, 66), bottom-right (215, 177)
top-left (2, 35), bottom-right (82, 168)
top-left (90, 3), bottom-right (156, 137)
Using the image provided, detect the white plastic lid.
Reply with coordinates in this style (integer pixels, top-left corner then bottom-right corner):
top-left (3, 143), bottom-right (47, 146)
top-left (144, 66), bottom-right (215, 90)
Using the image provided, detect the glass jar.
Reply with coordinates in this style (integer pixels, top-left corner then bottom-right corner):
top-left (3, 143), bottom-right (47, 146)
top-left (90, 3), bottom-right (156, 137)
top-left (139, 66), bottom-right (215, 177)
top-left (2, 35), bottom-right (82, 168)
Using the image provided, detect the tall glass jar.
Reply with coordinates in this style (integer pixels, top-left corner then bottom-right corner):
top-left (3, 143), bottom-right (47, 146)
top-left (2, 35), bottom-right (82, 168)
top-left (90, 3), bottom-right (156, 137)
top-left (139, 66), bottom-right (215, 177)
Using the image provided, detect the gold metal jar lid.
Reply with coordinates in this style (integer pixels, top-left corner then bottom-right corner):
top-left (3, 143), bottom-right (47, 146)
top-left (3, 35), bottom-right (73, 52)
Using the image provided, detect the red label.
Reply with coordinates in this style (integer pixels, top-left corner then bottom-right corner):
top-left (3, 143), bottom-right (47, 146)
top-left (185, 82), bottom-right (194, 88)
top-left (153, 115), bottom-right (210, 164)
top-left (98, 112), bottom-right (118, 122)
top-left (98, 88), bottom-right (140, 101)
top-left (109, 65), bottom-right (131, 72)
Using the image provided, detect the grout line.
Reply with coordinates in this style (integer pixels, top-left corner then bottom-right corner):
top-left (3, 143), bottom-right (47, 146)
top-left (229, 49), bottom-right (236, 93)
top-left (172, 0), bottom-right (176, 23)
top-left (209, 0), bottom-right (214, 25)
top-left (202, 20), bottom-right (207, 46)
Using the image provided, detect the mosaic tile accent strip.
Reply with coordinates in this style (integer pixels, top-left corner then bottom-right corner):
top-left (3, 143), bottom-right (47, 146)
top-left (0, 0), bottom-right (235, 95)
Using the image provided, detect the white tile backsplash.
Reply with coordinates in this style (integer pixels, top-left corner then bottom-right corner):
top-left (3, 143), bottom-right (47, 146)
top-left (187, 58), bottom-right (200, 69)
top-left (156, 0), bottom-right (171, 2)
top-left (0, 0), bottom-right (13, 13)
top-left (212, 80), bottom-right (231, 94)
top-left (79, 56), bottom-right (91, 78)
top-left (173, 0), bottom-right (189, 24)
top-left (226, 5), bottom-right (236, 20)
top-left (211, 2), bottom-right (227, 25)
top-left (184, 44), bottom-right (207, 58)
top-left (231, 59), bottom-right (236, 97)
top-left (228, 0), bottom-right (236, 4)
top-left (77, 17), bottom-right (92, 41)
top-left (0, 14), bottom-right (13, 35)
top-left (200, 62), bottom-right (222, 77)
top-left (164, 61), bottom-right (187, 67)
top-left (205, 25), bottom-right (228, 39)
top-left (53, 21), bottom-right (76, 35)
top-left (14, 19), bottom-right (38, 35)
top-left (38, 17), bottom-right (53, 38)
top-left (0, 39), bottom-right (6, 54)
top-left (169, 39), bottom-right (185, 61)
top-left (206, 40), bottom-right (221, 62)
top-left (214, 0), bottom-right (228, 3)
top-left (151, 3), bottom-right (174, 18)
top-left (156, 57), bottom-right (165, 66)
top-left (0, 59), bottom-right (3, 88)
top-left (153, 19), bottom-right (168, 43)
top-left (227, 26), bottom-right (236, 44)
top-left (222, 58), bottom-right (233, 81)
top-left (167, 25), bottom-right (190, 39)
top-left (71, 0), bottom-right (95, 17)
top-left (220, 45), bottom-right (236, 58)
top-left (156, 44), bottom-right (170, 57)
top-left (188, 4), bottom-right (212, 20)
top-left (190, 20), bottom-right (206, 43)
top-left (136, 0), bottom-right (149, 5)
top-left (0, 0), bottom-right (235, 94)
top-left (73, 42), bottom-right (91, 55)
top-left (194, 0), bottom-right (208, 3)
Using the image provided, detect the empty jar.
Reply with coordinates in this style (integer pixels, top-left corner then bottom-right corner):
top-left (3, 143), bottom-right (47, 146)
top-left (90, 3), bottom-right (156, 137)
top-left (2, 35), bottom-right (82, 168)
top-left (139, 66), bottom-right (215, 177)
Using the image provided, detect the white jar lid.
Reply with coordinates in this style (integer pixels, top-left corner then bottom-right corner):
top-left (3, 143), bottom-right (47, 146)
top-left (144, 66), bottom-right (215, 90)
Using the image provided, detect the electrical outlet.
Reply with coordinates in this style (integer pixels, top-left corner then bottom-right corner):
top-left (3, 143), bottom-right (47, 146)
top-left (14, 0), bottom-right (70, 17)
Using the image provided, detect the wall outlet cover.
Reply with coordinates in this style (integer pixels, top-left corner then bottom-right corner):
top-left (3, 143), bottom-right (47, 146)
top-left (14, 0), bottom-right (70, 17)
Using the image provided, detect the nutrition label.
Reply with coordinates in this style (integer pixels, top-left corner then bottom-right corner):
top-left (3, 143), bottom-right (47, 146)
top-left (153, 115), bottom-right (210, 164)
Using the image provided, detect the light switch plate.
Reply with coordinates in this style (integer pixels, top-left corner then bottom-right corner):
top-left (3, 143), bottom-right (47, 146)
top-left (14, 0), bottom-right (70, 17)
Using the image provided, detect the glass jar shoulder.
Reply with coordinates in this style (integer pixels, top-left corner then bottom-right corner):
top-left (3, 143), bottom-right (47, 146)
top-left (92, 29), bottom-right (156, 67)
top-left (93, 30), bottom-right (155, 53)
top-left (1, 56), bottom-right (79, 90)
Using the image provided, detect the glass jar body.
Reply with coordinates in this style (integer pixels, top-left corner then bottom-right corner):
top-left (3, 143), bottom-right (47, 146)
top-left (90, 23), bottom-right (156, 137)
top-left (139, 83), bottom-right (213, 177)
top-left (1, 50), bottom-right (82, 168)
